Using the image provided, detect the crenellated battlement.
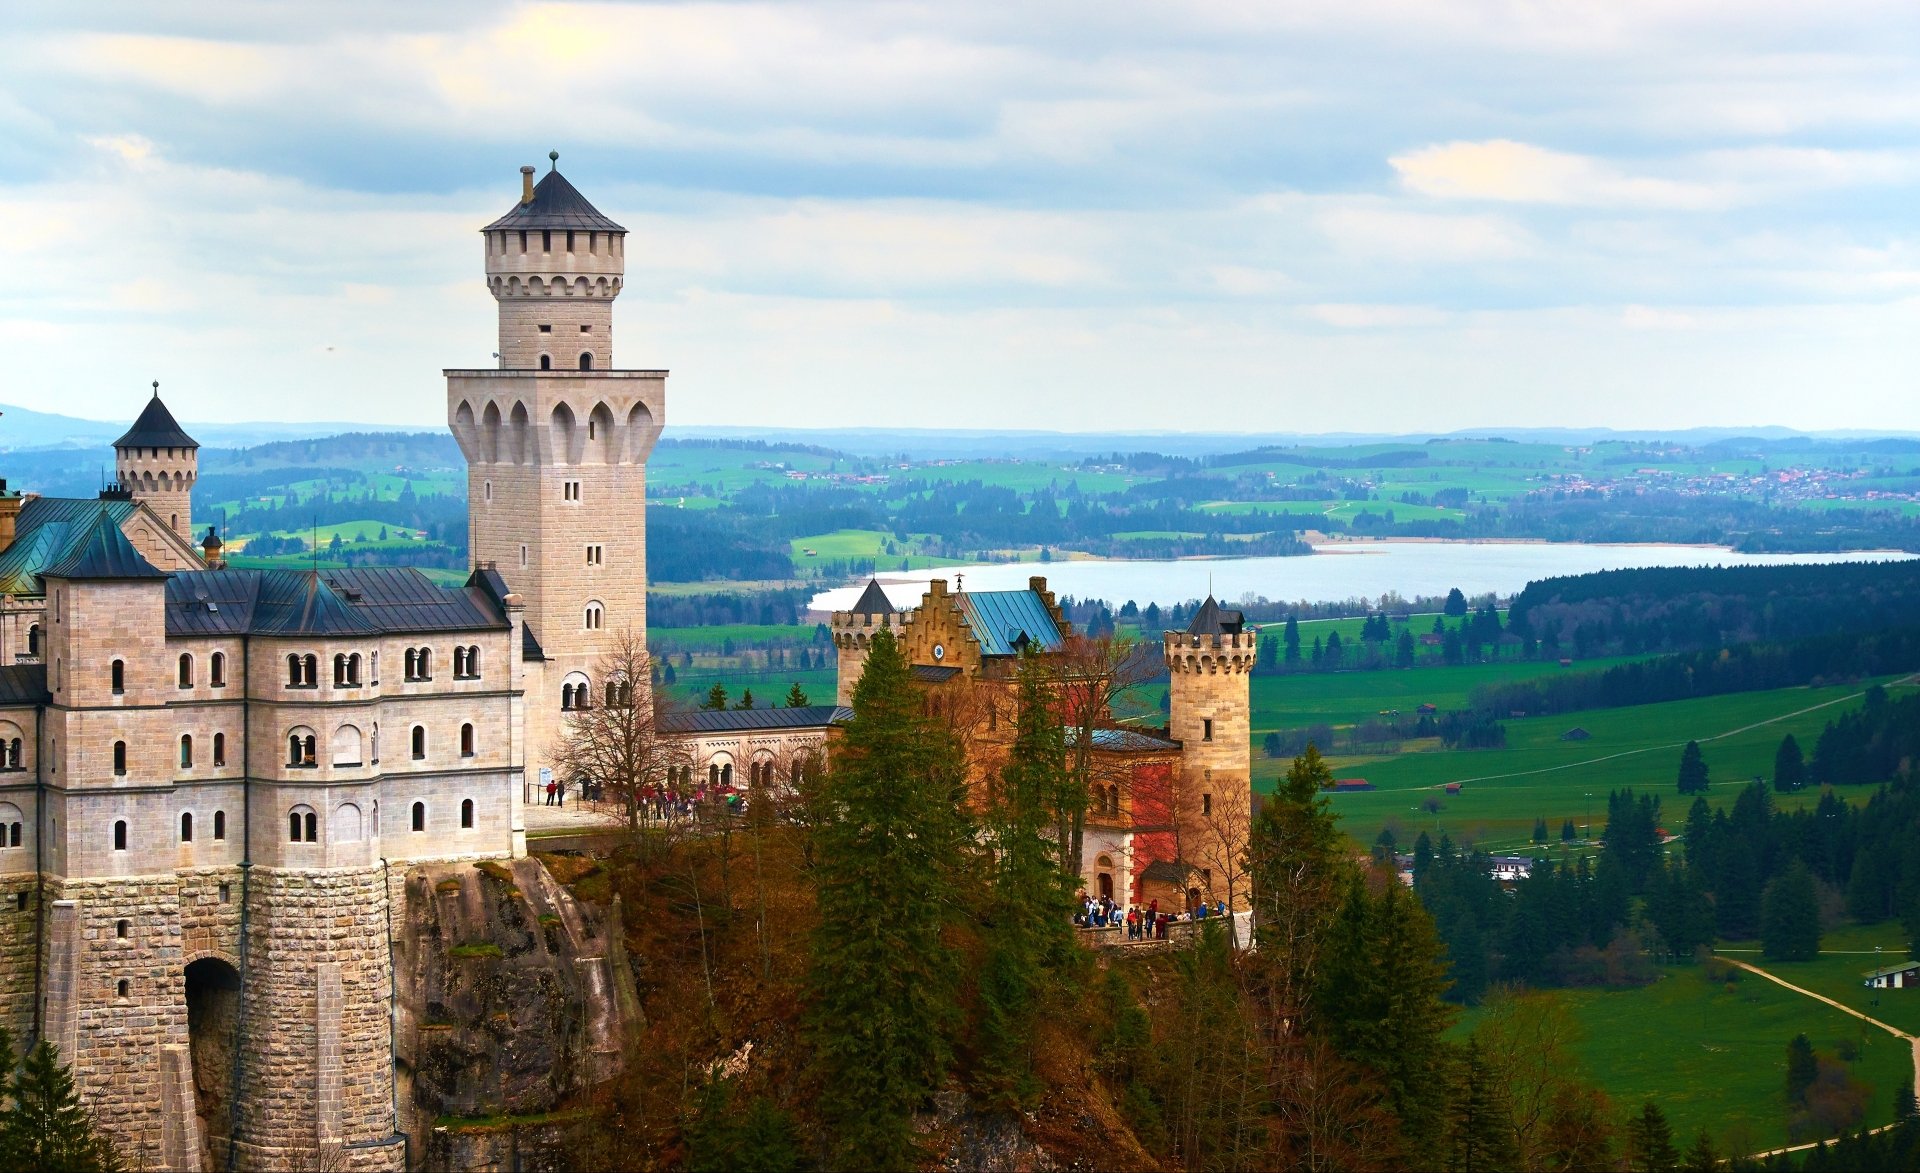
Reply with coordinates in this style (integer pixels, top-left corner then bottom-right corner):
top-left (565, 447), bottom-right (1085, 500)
top-left (1162, 629), bottom-right (1258, 675)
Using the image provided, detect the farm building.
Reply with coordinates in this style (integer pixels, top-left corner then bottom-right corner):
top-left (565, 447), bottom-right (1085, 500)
top-left (1863, 962), bottom-right (1920, 989)
top-left (1489, 856), bottom-right (1536, 882)
top-left (1334, 778), bottom-right (1374, 791)
top-left (1561, 727), bottom-right (1592, 741)
top-left (1444, 782), bottom-right (1463, 794)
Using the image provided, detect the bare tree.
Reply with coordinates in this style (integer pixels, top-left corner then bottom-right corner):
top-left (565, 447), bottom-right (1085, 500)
top-left (550, 627), bottom-right (694, 847)
top-left (1050, 632), bottom-right (1158, 880)
top-left (1192, 780), bottom-right (1254, 945)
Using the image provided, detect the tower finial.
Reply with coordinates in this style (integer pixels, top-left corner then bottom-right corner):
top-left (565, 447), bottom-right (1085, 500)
top-left (152, 380), bottom-right (159, 398)
top-left (549, 150), bottom-right (559, 171)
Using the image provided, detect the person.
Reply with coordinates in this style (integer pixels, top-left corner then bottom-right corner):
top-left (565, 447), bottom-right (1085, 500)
top-left (545, 778), bottom-right (556, 806)
top-left (1215, 900), bottom-right (1226, 918)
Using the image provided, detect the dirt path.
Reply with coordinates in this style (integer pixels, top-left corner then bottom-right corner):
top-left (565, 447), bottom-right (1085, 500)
top-left (1721, 956), bottom-right (1918, 1159)
top-left (1377, 673), bottom-right (1919, 793)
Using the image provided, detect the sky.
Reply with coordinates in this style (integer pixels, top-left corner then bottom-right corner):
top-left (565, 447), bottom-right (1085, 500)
top-left (1, 1), bottom-right (1916, 435)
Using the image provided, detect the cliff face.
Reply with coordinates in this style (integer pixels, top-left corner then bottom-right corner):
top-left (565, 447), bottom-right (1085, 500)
top-left (391, 857), bottom-right (639, 1171)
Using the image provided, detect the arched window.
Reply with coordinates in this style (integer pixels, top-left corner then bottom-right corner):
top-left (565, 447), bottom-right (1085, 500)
top-left (370, 651), bottom-right (378, 683)
top-left (289, 805), bottom-right (317, 843)
top-left (561, 683), bottom-right (575, 710)
top-left (288, 654), bottom-right (302, 686)
top-left (605, 681), bottom-right (619, 707)
top-left (333, 654), bottom-right (348, 686)
top-left (452, 647), bottom-right (466, 677)
top-left (578, 352), bottom-right (593, 370)
top-left (25, 625), bottom-right (37, 657)
top-left (213, 732), bottom-right (226, 766)
top-left (210, 651), bottom-right (225, 687)
top-left (460, 799), bottom-right (474, 829)
top-left (178, 653), bottom-right (193, 689)
top-left (111, 660), bottom-right (125, 695)
top-left (179, 735), bottom-right (193, 769)
top-left (584, 602), bottom-right (603, 630)
top-left (410, 726), bottom-right (426, 760)
top-left (466, 646), bottom-right (480, 678)
top-left (460, 723), bottom-right (475, 758)
top-left (213, 810), bottom-right (226, 841)
top-left (288, 729), bottom-right (317, 767)
top-left (539, 354), bottom-right (552, 370)
top-left (411, 802), bottom-right (426, 832)
top-left (113, 741), bottom-right (127, 776)
top-left (180, 812), bottom-right (193, 843)
top-left (721, 763), bottom-right (733, 787)
top-left (1, 737), bottom-right (20, 769)
top-left (113, 820), bottom-right (127, 851)
top-left (418, 648), bottom-right (432, 679)
top-left (708, 763), bottom-right (719, 787)
top-left (404, 648), bottom-right (417, 680)
top-left (303, 654), bottom-right (318, 686)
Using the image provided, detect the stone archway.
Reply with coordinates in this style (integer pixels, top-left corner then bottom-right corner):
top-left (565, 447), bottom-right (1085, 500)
top-left (185, 956), bottom-right (241, 1170)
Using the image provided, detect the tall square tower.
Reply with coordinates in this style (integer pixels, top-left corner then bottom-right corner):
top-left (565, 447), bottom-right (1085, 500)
top-left (447, 156), bottom-right (665, 776)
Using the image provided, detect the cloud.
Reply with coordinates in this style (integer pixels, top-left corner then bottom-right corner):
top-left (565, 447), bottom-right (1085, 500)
top-left (1390, 140), bottom-right (1727, 209)
top-left (1315, 206), bottom-right (1537, 262)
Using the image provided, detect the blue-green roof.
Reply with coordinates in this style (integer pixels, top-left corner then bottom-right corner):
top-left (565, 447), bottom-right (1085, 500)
top-left (955, 589), bottom-right (1064, 657)
top-left (0, 498), bottom-right (141, 596)
top-left (43, 509), bottom-right (166, 580)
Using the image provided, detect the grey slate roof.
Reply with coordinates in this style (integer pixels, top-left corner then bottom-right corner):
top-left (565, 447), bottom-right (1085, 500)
top-left (849, 578), bottom-right (895, 616)
top-left (164, 568), bottom-right (509, 637)
top-left (43, 510), bottom-right (168, 581)
top-left (483, 169), bottom-right (625, 233)
top-left (660, 705), bottom-right (852, 735)
top-left (911, 664), bottom-right (962, 683)
top-left (955, 589), bottom-right (1064, 657)
top-left (113, 393), bottom-right (199, 450)
top-left (1083, 727), bottom-right (1181, 752)
top-left (1185, 595), bottom-right (1245, 636)
top-left (0, 665), bottom-right (48, 706)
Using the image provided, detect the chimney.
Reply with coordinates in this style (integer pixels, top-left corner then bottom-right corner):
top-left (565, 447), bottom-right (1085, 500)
top-left (0, 480), bottom-right (18, 549)
top-left (520, 165), bottom-right (536, 204)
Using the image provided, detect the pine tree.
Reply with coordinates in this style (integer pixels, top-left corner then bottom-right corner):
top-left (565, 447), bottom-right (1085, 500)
top-left (1444, 587), bottom-right (1469, 617)
top-left (685, 1081), bottom-right (805, 1173)
top-left (1894, 1080), bottom-right (1916, 1121)
top-left (1283, 615), bottom-right (1301, 666)
top-left (3, 1040), bottom-right (122, 1172)
top-left (972, 650), bottom-right (1075, 1109)
top-left (1773, 734), bottom-right (1806, 792)
top-left (803, 628), bottom-right (968, 1170)
top-left (1677, 741), bottom-right (1710, 795)
top-left (1681, 1129), bottom-right (1719, 1173)
top-left (1761, 860), bottom-right (1822, 962)
top-left (1446, 1038), bottom-right (1521, 1171)
top-left (701, 683), bottom-right (728, 711)
top-left (784, 682), bottom-right (809, 708)
top-left (1533, 817), bottom-right (1550, 844)
top-left (734, 688), bottom-right (755, 710)
top-left (1561, 819), bottom-right (1577, 843)
top-left (1786, 1033), bottom-right (1817, 1104)
top-left (1626, 1101), bottom-right (1679, 1173)
top-left (1396, 629), bottom-right (1415, 668)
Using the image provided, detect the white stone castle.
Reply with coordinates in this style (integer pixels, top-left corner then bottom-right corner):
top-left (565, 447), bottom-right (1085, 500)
top-left (0, 156), bottom-right (1250, 1171)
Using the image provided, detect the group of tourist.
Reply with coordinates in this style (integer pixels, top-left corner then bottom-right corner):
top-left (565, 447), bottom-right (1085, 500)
top-left (1072, 894), bottom-right (1235, 942)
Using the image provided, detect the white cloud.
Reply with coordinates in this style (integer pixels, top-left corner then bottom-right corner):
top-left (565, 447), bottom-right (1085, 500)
top-left (1315, 206), bottom-right (1537, 262)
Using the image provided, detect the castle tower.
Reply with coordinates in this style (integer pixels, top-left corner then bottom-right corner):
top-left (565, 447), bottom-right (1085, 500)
top-left (449, 156), bottom-right (664, 777)
top-left (113, 384), bottom-right (198, 541)
top-left (829, 579), bottom-right (899, 706)
top-left (1162, 596), bottom-right (1254, 833)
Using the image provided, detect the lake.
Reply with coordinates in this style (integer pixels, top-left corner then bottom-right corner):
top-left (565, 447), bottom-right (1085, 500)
top-left (806, 542), bottom-right (1916, 612)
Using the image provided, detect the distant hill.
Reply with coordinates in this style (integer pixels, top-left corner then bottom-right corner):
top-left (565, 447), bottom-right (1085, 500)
top-left (0, 401), bottom-right (423, 453)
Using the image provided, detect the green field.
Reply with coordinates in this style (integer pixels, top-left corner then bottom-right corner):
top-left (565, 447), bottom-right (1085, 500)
top-left (1321, 678), bottom-right (1913, 851)
top-left (1246, 654), bottom-right (1637, 732)
top-left (1457, 955), bottom-right (1913, 1152)
top-left (1719, 923), bottom-right (1920, 1037)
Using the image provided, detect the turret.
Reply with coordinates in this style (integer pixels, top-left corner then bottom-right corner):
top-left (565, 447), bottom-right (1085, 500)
top-left (1162, 595), bottom-right (1254, 816)
top-left (830, 579), bottom-right (901, 706)
top-left (112, 382), bottom-right (198, 541)
top-left (481, 152), bottom-right (626, 371)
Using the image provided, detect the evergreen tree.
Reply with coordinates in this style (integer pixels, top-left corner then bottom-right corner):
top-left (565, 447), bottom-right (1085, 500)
top-left (1247, 744), bottom-right (1349, 1032)
top-left (972, 651), bottom-right (1076, 1109)
top-left (1681, 1129), bottom-right (1719, 1173)
top-left (784, 682), bottom-right (809, 708)
top-left (1446, 1038), bottom-right (1521, 1171)
top-left (1317, 874), bottom-right (1456, 1151)
top-left (685, 1082), bottom-right (805, 1173)
top-left (701, 683), bottom-right (728, 711)
top-left (3, 1039), bottom-right (121, 1172)
top-left (1774, 734), bottom-right (1806, 792)
top-left (1625, 1101), bottom-right (1680, 1173)
top-left (735, 688), bottom-right (755, 710)
top-left (1445, 587), bottom-right (1469, 617)
top-left (1396, 629), bottom-right (1415, 668)
top-left (1714, 840), bottom-right (1761, 939)
top-left (804, 628), bottom-right (968, 1170)
top-left (1677, 741), bottom-right (1710, 795)
top-left (1533, 817), bottom-right (1550, 844)
top-left (1561, 819), bottom-right (1577, 843)
top-left (1324, 630), bottom-right (1344, 668)
top-left (1310, 636), bottom-right (1323, 666)
top-left (1761, 860), bottom-right (1822, 962)
top-left (1283, 615), bottom-right (1301, 666)
top-left (1895, 1080), bottom-right (1916, 1121)
top-left (1786, 1033), bottom-right (1817, 1104)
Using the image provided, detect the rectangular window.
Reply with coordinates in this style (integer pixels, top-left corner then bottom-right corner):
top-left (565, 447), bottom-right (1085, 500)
top-left (538, 324), bottom-right (552, 333)
top-left (520, 545), bottom-right (529, 567)
top-left (580, 324), bottom-right (591, 332)
top-left (586, 545), bottom-right (603, 566)
top-left (1202, 718), bottom-right (1213, 742)
top-left (563, 481), bottom-right (581, 502)
top-left (1202, 793), bottom-right (1213, 816)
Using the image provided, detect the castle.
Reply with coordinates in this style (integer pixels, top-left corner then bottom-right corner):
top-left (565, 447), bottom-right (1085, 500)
top-left (0, 157), bottom-right (1250, 1171)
